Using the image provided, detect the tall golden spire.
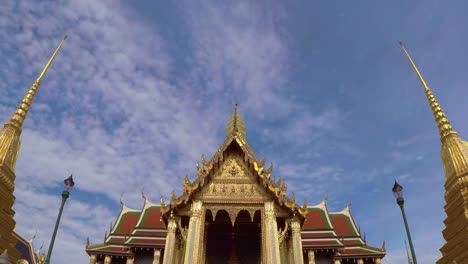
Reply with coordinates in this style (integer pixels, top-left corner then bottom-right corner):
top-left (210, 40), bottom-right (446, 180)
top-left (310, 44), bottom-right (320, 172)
top-left (398, 41), bottom-right (457, 142)
top-left (6, 35), bottom-right (67, 130)
top-left (0, 35), bottom-right (66, 263)
top-left (0, 35), bottom-right (66, 170)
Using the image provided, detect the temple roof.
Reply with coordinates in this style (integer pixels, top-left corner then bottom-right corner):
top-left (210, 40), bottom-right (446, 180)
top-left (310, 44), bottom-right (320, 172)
top-left (86, 106), bottom-right (385, 260)
top-left (12, 231), bottom-right (39, 264)
top-left (161, 106), bottom-right (307, 220)
top-left (87, 197), bottom-right (167, 255)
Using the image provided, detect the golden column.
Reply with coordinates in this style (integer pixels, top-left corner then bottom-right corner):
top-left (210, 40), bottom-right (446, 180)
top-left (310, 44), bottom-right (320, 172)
top-left (126, 256), bottom-right (134, 264)
top-left (104, 255), bottom-right (111, 264)
top-left (287, 233), bottom-right (294, 264)
top-left (162, 215), bottom-right (178, 264)
top-left (334, 259), bottom-right (341, 264)
top-left (0, 36), bottom-right (66, 263)
top-left (290, 217), bottom-right (304, 264)
top-left (183, 201), bottom-right (203, 264)
top-left (357, 258), bottom-right (364, 264)
top-left (153, 249), bottom-right (161, 264)
top-left (399, 41), bottom-right (468, 263)
top-left (264, 201), bottom-right (281, 264)
top-left (307, 250), bottom-right (315, 264)
top-left (89, 254), bottom-right (97, 264)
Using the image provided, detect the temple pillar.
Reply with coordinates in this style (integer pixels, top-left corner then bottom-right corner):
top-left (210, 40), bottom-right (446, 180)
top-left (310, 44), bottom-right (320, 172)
top-left (200, 222), bottom-right (208, 264)
top-left (89, 254), bottom-right (97, 264)
top-left (153, 249), bottom-right (161, 264)
top-left (264, 201), bottom-right (281, 264)
top-left (126, 256), bottom-right (134, 264)
top-left (162, 216), bottom-right (178, 264)
top-left (287, 235), bottom-right (294, 264)
top-left (279, 241), bottom-right (287, 264)
top-left (291, 217), bottom-right (304, 264)
top-left (174, 237), bottom-right (181, 264)
top-left (104, 255), bottom-right (111, 264)
top-left (357, 258), bottom-right (364, 264)
top-left (307, 250), bottom-right (315, 264)
top-left (183, 200), bottom-right (203, 264)
top-left (334, 259), bottom-right (341, 264)
top-left (374, 258), bottom-right (382, 264)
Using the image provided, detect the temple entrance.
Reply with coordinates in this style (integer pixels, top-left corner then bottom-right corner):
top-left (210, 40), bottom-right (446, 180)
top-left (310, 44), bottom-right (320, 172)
top-left (205, 209), bottom-right (261, 264)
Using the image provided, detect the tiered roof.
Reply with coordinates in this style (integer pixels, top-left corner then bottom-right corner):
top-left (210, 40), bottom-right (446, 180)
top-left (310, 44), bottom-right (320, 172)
top-left (160, 105), bottom-right (308, 221)
top-left (86, 106), bottom-right (385, 260)
top-left (86, 197), bottom-right (166, 256)
top-left (302, 198), bottom-right (385, 259)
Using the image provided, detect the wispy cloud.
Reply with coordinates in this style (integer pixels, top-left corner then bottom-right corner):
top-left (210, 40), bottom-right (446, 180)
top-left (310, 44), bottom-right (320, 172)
top-left (2, 1), bottom-right (465, 263)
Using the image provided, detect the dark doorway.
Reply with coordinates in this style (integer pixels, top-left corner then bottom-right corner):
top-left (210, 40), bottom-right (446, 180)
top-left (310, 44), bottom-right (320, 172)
top-left (233, 210), bottom-right (261, 264)
top-left (205, 210), bottom-right (261, 264)
top-left (206, 210), bottom-right (233, 263)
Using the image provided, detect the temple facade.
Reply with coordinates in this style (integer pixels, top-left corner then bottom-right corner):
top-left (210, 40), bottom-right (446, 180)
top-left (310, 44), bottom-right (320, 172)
top-left (86, 106), bottom-right (386, 264)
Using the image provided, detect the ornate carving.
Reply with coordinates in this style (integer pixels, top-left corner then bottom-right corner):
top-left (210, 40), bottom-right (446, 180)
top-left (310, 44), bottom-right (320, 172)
top-left (308, 250), bottom-right (316, 264)
top-left (219, 158), bottom-right (245, 178)
top-left (167, 217), bottom-right (177, 233)
top-left (177, 218), bottom-right (187, 241)
top-left (191, 201), bottom-right (203, 218)
top-left (264, 201), bottom-right (276, 221)
top-left (208, 206), bottom-right (259, 225)
top-left (207, 183), bottom-right (258, 197)
top-left (278, 220), bottom-right (289, 245)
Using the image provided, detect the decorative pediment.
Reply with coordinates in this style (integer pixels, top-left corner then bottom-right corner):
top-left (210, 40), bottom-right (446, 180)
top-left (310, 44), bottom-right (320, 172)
top-left (160, 106), bottom-right (307, 220)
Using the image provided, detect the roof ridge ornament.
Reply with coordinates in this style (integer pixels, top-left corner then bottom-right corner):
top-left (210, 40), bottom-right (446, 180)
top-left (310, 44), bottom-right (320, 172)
top-left (226, 104), bottom-right (247, 140)
top-left (29, 229), bottom-right (37, 244)
top-left (141, 188), bottom-right (147, 203)
top-left (119, 193), bottom-right (124, 207)
top-left (398, 40), bottom-right (458, 142)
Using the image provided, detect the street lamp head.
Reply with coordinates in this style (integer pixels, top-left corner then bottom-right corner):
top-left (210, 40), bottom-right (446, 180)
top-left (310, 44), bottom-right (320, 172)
top-left (392, 180), bottom-right (403, 199)
top-left (64, 175), bottom-right (75, 192)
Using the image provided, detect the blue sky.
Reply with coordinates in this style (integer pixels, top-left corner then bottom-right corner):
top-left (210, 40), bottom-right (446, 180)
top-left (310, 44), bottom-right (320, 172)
top-left (1, 0), bottom-right (467, 263)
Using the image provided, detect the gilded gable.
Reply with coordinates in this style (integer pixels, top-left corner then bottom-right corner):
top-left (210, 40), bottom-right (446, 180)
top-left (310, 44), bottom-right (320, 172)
top-left (196, 156), bottom-right (269, 203)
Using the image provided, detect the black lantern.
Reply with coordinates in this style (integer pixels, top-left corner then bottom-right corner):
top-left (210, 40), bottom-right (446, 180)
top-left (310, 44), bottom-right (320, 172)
top-left (392, 180), bottom-right (403, 199)
top-left (64, 175), bottom-right (75, 192)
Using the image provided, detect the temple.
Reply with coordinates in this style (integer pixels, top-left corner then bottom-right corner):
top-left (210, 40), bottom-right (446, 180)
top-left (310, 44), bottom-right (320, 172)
top-left (86, 105), bottom-right (386, 264)
top-left (399, 42), bottom-right (468, 263)
top-left (0, 37), bottom-right (66, 263)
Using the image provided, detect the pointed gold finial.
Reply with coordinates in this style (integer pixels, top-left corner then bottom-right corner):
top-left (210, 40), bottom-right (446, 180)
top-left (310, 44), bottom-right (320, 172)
top-left (398, 40), bottom-right (457, 142)
top-left (6, 35), bottom-right (67, 130)
top-left (226, 104), bottom-right (246, 140)
top-left (0, 36), bottom-right (66, 172)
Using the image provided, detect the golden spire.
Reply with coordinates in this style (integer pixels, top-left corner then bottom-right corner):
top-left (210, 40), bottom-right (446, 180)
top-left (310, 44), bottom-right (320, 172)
top-left (226, 104), bottom-right (246, 140)
top-left (398, 40), bottom-right (457, 142)
top-left (0, 36), bottom-right (66, 171)
top-left (7, 35), bottom-right (67, 130)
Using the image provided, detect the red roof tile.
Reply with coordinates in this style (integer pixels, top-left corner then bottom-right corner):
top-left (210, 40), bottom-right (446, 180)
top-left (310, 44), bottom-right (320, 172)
top-left (303, 208), bottom-right (330, 230)
top-left (302, 240), bottom-right (341, 246)
top-left (114, 211), bottom-right (141, 235)
top-left (138, 206), bottom-right (165, 228)
top-left (126, 238), bottom-right (166, 246)
top-left (329, 214), bottom-right (357, 237)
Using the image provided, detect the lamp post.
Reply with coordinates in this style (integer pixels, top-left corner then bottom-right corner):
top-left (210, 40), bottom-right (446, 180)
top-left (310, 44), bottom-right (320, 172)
top-left (392, 180), bottom-right (417, 264)
top-left (45, 175), bottom-right (75, 264)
